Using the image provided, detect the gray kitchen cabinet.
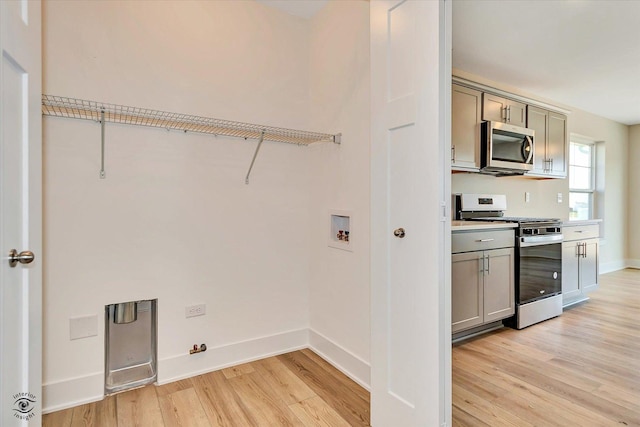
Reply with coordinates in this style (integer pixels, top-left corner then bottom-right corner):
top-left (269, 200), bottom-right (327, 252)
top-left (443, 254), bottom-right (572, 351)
top-left (452, 230), bottom-right (515, 334)
top-left (527, 106), bottom-right (568, 177)
top-left (562, 223), bottom-right (599, 307)
top-left (451, 252), bottom-right (483, 332)
top-left (451, 84), bottom-right (481, 171)
top-left (482, 93), bottom-right (527, 128)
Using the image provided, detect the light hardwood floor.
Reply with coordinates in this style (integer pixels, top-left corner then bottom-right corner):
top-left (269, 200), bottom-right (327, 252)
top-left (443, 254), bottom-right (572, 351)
top-left (44, 269), bottom-right (640, 426)
top-left (43, 349), bottom-right (370, 426)
top-left (453, 268), bottom-right (640, 426)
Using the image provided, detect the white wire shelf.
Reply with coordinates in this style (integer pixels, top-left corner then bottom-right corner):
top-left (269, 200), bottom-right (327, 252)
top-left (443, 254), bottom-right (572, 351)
top-left (41, 95), bottom-right (341, 146)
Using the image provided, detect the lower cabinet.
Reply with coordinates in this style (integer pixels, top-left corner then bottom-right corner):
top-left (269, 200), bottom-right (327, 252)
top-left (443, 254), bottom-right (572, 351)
top-left (562, 223), bottom-right (599, 306)
top-left (452, 246), bottom-right (515, 334)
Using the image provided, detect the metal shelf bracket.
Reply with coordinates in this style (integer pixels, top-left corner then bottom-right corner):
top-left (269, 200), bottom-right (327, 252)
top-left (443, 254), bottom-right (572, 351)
top-left (245, 130), bottom-right (265, 185)
top-left (100, 110), bottom-right (106, 179)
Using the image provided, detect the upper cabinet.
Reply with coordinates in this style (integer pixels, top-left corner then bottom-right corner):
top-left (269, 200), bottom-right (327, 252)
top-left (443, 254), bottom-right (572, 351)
top-left (482, 93), bottom-right (527, 128)
top-left (527, 106), bottom-right (568, 178)
top-left (451, 78), bottom-right (569, 179)
top-left (451, 84), bottom-right (481, 171)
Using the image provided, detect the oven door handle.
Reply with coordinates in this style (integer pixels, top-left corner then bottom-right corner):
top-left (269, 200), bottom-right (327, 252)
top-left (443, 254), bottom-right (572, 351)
top-left (519, 234), bottom-right (563, 247)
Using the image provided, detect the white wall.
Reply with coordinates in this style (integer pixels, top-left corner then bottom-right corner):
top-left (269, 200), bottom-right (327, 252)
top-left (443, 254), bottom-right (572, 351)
top-left (452, 70), bottom-right (629, 272)
top-left (307, 1), bottom-right (371, 387)
top-left (568, 108), bottom-right (629, 271)
top-left (628, 125), bottom-right (640, 265)
top-left (42, 0), bottom-right (317, 411)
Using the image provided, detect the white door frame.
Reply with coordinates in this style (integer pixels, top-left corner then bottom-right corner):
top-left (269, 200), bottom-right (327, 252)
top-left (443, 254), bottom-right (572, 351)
top-left (439, 1), bottom-right (453, 425)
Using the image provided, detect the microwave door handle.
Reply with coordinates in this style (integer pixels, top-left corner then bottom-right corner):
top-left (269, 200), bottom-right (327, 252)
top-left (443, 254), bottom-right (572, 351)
top-left (523, 136), bottom-right (534, 164)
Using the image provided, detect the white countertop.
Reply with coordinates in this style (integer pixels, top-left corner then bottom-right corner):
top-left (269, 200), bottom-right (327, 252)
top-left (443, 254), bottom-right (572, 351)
top-left (452, 221), bottom-right (518, 232)
top-left (563, 219), bottom-right (602, 226)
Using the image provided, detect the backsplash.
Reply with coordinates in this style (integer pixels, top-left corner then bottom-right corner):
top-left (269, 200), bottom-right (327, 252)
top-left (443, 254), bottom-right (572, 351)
top-left (452, 172), bottom-right (569, 219)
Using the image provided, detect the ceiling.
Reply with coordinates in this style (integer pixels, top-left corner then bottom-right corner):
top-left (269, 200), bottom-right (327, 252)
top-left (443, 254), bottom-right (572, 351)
top-left (258, 1), bottom-right (639, 125)
top-left (453, 0), bottom-right (640, 126)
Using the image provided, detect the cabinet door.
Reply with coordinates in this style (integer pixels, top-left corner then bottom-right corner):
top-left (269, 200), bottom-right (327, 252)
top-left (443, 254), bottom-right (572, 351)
top-left (452, 252), bottom-right (483, 333)
top-left (451, 84), bottom-right (481, 170)
top-left (527, 105), bottom-right (549, 174)
top-left (482, 93), bottom-right (507, 123)
top-left (505, 100), bottom-right (527, 127)
top-left (562, 242), bottom-right (581, 303)
top-left (548, 112), bottom-right (567, 177)
top-left (483, 248), bottom-right (515, 323)
top-left (482, 93), bottom-right (526, 126)
top-left (581, 239), bottom-right (599, 294)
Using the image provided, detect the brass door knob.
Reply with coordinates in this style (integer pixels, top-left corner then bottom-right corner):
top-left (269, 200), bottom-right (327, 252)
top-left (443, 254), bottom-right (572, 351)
top-left (394, 228), bottom-right (406, 238)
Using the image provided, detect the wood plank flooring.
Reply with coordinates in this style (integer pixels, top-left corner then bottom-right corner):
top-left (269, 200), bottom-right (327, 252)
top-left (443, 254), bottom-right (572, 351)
top-left (44, 269), bottom-right (640, 426)
top-left (43, 349), bottom-right (370, 427)
top-left (453, 268), bottom-right (640, 426)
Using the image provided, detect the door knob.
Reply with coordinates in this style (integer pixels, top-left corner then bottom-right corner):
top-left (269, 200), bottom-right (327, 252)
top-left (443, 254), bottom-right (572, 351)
top-left (8, 249), bottom-right (35, 268)
top-left (394, 228), bottom-right (406, 238)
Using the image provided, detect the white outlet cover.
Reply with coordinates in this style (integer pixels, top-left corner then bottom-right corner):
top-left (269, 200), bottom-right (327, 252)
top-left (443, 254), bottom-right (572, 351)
top-left (557, 192), bottom-right (563, 203)
top-left (186, 304), bottom-right (206, 318)
top-left (69, 315), bottom-right (98, 340)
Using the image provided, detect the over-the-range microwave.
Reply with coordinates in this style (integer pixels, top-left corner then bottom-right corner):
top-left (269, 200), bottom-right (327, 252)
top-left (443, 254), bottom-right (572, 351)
top-left (481, 121), bottom-right (534, 175)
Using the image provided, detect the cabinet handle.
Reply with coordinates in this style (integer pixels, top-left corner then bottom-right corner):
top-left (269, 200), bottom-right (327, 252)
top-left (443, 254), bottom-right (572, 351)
top-left (507, 106), bottom-right (511, 122)
top-left (476, 238), bottom-right (494, 242)
top-left (576, 243), bottom-right (582, 257)
top-left (451, 146), bottom-right (455, 162)
top-left (486, 254), bottom-right (490, 275)
top-left (583, 242), bottom-right (587, 258)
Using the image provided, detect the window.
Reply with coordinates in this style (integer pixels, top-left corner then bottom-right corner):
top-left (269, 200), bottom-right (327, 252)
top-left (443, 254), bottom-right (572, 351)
top-left (569, 141), bottom-right (594, 220)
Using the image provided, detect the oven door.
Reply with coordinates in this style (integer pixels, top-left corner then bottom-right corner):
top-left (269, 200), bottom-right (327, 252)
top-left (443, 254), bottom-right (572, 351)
top-left (518, 242), bottom-right (562, 304)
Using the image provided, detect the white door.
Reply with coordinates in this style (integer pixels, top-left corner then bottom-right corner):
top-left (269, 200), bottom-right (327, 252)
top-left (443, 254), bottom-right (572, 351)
top-left (370, 0), bottom-right (451, 426)
top-left (0, 0), bottom-right (42, 425)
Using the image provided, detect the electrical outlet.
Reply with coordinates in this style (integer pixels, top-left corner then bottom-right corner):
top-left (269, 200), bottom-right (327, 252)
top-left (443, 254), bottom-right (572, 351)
top-left (185, 304), bottom-right (206, 318)
top-left (557, 192), bottom-right (563, 203)
top-left (525, 192), bottom-right (530, 203)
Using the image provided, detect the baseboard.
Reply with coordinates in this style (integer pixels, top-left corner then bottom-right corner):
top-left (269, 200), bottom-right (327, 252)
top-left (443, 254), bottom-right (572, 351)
top-left (308, 329), bottom-right (371, 390)
top-left (158, 328), bottom-right (308, 385)
top-left (42, 328), bottom-right (308, 414)
top-left (42, 372), bottom-right (104, 414)
top-left (621, 259), bottom-right (640, 271)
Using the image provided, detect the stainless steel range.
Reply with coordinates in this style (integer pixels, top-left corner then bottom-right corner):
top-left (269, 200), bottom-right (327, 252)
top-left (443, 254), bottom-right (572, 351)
top-left (455, 194), bottom-right (563, 329)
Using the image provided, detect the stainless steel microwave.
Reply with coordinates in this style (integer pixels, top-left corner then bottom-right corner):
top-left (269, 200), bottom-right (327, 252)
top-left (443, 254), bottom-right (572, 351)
top-left (481, 121), bottom-right (534, 175)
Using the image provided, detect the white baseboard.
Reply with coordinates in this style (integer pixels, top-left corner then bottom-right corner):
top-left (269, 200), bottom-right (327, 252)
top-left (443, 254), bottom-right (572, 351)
top-left (308, 329), bottom-right (371, 390)
top-left (42, 328), bottom-right (308, 414)
top-left (42, 372), bottom-right (104, 414)
top-left (158, 328), bottom-right (308, 385)
top-left (41, 328), bottom-right (370, 414)
top-left (622, 259), bottom-right (640, 270)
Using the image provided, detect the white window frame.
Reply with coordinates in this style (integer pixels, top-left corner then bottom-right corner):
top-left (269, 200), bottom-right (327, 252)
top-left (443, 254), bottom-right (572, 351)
top-left (569, 138), bottom-right (595, 220)
top-left (569, 133), bottom-right (605, 238)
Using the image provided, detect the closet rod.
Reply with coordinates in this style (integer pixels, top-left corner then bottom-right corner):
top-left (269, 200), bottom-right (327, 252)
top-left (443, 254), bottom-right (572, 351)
top-left (42, 95), bottom-right (341, 146)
